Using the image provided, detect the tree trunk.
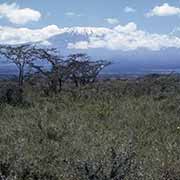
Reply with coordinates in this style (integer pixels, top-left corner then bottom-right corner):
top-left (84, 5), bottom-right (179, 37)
top-left (18, 67), bottom-right (24, 87)
top-left (72, 74), bottom-right (79, 87)
top-left (50, 79), bottom-right (58, 94)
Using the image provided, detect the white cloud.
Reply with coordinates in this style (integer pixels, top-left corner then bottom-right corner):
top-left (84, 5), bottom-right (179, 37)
top-left (124, 7), bottom-right (136, 13)
top-left (67, 22), bottom-right (180, 51)
top-left (39, 40), bottom-right (52, 46)
top-left (114, 22), bottom-right (137, 32)
top-left (1, 23), bottom-right (180, 51)
top-left (146, 3), bottom-right (180, 17)
top-left (105, 18), bottom-right (119, 25)
top-left (68, 41), bottom-right (89, 49)
top-left (0, 25), bottom-right (61, 45)
top-left (0, 3), bottom-right (41, 25)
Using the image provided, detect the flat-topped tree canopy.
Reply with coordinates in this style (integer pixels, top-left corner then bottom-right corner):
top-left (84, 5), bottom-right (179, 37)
top-left (29, 47), bottom-right (66, 93)
top-left (66, 53), bottom-right (111, 86)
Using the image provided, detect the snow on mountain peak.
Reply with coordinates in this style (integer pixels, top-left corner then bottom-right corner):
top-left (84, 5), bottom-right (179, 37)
top-left (60, 27), bottom-right (112, 36)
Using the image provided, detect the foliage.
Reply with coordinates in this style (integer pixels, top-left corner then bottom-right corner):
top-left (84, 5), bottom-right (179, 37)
top-left (29, 50), bottom-right (110, 93)
top-left (0, 76), bottom-right (179, 179)
top-left (68, 144), bottom-right (142, 180)
top-left (66, 53), bottom-right (111, 87)
top-left (29, 47), bottom-right (65, 93)
top-left (0, 83), bottom-right (23, 105)
top-left (0, 44), bottom-right (35, 87)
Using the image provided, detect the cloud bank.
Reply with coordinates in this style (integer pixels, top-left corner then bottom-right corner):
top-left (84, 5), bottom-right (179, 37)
top-left (67, 23), bottom-right (180, 51)
top-left (0, 25), bottom-right (60, 44)
top-left (0, 23), bottom-right (180, 51)
top-left (146, 3), bottom-right (180, 17)
top-left (0, 3), bottom-right (41, 25)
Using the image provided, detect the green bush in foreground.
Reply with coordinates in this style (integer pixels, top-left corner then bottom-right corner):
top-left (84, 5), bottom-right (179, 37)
top-left (0, 76), bottom-right (180, 179)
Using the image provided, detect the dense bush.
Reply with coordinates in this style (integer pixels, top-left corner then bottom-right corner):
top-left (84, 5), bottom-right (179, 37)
top-left (0, 84), bottom-right (23, 105)
top-left (0, 76), bottom-right (179, 179)
top-left (67, 144), bottom-right (143, 180)
top-left (160, 163), bottom-right (180, 180)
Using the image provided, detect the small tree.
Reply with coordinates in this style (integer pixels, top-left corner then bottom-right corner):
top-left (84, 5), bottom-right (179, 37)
top-left (67, 53), bottom-right (111, 87)
top-left (0, 44), bottom-right (34, 87)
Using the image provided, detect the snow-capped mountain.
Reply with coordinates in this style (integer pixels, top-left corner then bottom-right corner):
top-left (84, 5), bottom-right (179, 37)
top-left (45, 27), bottom-right (180, 74)
top-left (44, 27), bottom-right (180, 75)
top-left (59, 27), bottom-right (112, 36)
top-left (46, 26), bottom-right (111, 54)
top-left (1, 25), bottom-right (180, 75)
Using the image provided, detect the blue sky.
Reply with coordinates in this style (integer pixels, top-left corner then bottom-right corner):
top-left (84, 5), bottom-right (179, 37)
top-left (0, 0), bottom-right (179, 34)
top-left (1, 0), bottom-right (180, 51)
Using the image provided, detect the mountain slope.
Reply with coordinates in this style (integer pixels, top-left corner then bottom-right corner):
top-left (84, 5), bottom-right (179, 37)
top-left (1, 26), bottom-right (180, 75)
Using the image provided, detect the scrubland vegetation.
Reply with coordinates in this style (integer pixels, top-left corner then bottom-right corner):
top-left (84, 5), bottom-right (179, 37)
top-left (0, 45), bottom-right (179, 179)
top-left (0, 74), bottom-right (180, 179)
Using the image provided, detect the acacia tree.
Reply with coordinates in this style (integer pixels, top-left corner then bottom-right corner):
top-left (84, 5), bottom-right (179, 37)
top-left (29, 47), bottom-right (67, 93)
top-left (0, 44), bottom-right (34, 87)
top-left (30, 51), bottom-right (111, 92)
top-left (66, 53), bottom-right (111, 87)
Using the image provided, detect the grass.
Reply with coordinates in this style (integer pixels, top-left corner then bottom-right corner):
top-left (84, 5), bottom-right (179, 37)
top-left (0, 76), bottom-right (180, 179)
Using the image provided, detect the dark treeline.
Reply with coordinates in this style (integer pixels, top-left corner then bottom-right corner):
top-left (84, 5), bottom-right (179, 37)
top-left (0, 44), bottom-right (110, 102)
